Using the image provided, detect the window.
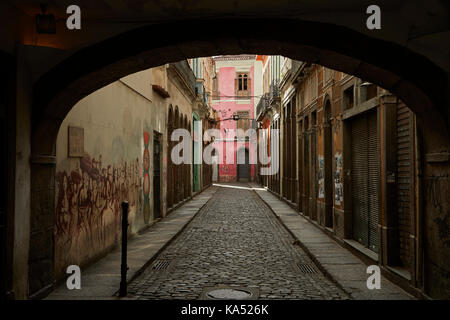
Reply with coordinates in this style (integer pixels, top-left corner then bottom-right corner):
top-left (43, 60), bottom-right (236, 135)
top-left (360, 83), bottom-right (377, 102)
top-left (235, 72), bottom-right (251, 97)
top-left (312, 70), bottom-right (318, 102)
top-left (343, 86), bottom-right (354, 110)
top-left (298, 90), bottom-right (304, 113)
top-left (303, 70), bottom-right (318, 106)
top-left (236, 111), bottom-right (250, 137)
top-left (238, 74), bottom-right (248, 90)
top-left (212, 76), bottom-right (219, 99)
top-left (241, 74), bottom-right (248, 90)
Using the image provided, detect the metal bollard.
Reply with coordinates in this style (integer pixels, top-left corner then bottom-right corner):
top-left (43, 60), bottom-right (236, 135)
top-left (119, 201), bottom-right (129, 297)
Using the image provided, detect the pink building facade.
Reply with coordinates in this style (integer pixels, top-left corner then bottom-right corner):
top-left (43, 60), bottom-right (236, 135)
top-left (211, 55), bottom-right (263, 182)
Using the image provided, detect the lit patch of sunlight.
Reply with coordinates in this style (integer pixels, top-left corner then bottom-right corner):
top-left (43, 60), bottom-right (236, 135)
top-left (212, 183), bottom-right (266, 191)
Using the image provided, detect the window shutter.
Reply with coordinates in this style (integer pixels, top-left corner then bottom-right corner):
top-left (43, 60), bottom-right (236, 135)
top-left (247, 78), bottom-right (252, 95)
top-left (235, 77), bottom-right (238, 94)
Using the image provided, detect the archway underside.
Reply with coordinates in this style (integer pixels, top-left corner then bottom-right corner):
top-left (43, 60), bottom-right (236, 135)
top-left (25, 17), bottom-right (450, 300)
top-left (32, 18), bottom-right (449, 155)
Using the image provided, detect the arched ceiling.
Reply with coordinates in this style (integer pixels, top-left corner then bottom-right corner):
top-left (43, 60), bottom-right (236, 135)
top-left (1, 0), bottom-right (449, 152)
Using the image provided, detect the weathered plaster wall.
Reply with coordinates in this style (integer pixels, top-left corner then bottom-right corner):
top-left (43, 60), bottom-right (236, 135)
top-left (423, 157), bottom-right (450, 298)
top-left (14, 55), bottom-right (31, 299)
top-left (54, 68), bottom-right (168, 279)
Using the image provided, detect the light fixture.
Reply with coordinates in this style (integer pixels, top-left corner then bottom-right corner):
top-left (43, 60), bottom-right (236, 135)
top-left (360, 81), bottom-right (372, 87)
top-left (232, 114), bottom-right (240, 121)
top-left (36, 4), bottom-right (56, 34)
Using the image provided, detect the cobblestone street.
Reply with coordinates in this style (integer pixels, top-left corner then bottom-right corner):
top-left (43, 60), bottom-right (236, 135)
top-left (127, 183), bottom-right (350, 300)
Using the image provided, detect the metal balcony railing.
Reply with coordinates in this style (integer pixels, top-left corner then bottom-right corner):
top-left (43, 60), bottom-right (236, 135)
top-left (269, 80), bottom-right (281, 103)
top-left (195, 82), bottom-right (209, 107)
top-left (256, 92), bottom-right (270, 120)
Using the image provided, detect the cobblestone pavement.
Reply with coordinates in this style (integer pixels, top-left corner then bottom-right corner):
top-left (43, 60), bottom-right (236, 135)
top-left (127, 183), bottom-right (350, 300)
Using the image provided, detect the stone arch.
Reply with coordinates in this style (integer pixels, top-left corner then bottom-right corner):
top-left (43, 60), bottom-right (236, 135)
top-left (167, 105), bottom-right (174, 209)
top-left (31, 18), bottom-right (449, 160)
top-left (26, 17), bottom-right (450, 299)
top-left (183, 114), bottom-right (189, 200)
top-left (174, 108), bottom-right (180, 204)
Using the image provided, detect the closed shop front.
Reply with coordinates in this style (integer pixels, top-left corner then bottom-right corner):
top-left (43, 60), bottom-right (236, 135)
top-left (396, 101), bottom-right (414, 268)
top-left (350, 110), bottom-right (380, 252)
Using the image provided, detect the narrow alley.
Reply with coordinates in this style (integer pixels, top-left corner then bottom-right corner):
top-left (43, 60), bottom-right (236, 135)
top-left (126, 183), bottom-right (408, 300)
top-left (2, 2), bottom-right (450, 303)
top-left (127, 183), bottom-right (347, 300)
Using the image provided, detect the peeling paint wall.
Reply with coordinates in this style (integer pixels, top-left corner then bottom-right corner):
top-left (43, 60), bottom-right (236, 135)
top-left (54, 68), bottom-right (168, 279)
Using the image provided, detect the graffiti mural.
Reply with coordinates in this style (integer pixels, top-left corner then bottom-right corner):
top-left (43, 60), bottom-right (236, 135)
top-left (55, 153), bottom-right (142, 277)
top-left (334, 152), bottom-right (343, 206)
top-left (143, 131), bottom-right (151, 224)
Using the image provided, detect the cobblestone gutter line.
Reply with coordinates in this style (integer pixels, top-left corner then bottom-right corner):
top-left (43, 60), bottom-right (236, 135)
top-left (45, 186), bottom-right (218, 300)
top-left (251, 185), bottom-right (414, 300)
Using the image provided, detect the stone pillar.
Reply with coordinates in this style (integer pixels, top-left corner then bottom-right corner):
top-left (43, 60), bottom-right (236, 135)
top-left (28, 155), bottom-right (56, 298)
top-left (379, 94), bottom-right (399, 266)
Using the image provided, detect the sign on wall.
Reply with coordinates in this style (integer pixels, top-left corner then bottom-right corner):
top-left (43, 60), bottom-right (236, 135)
top-left (68, 126), bottom-right (84, 157)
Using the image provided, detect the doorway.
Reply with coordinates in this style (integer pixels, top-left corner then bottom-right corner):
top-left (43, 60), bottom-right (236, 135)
top-left (324, 100), bottom-right (333, 228)
top-left (212, 148), bottom-right (219, 182)
top-left (153, 132), bottom-right (162, 219)
top-left (237, 148), bottom-right (250, 182)
top-left (0, 77), bottom-right (7, 300)
top-left (350, 110), bottom-right (380, 252)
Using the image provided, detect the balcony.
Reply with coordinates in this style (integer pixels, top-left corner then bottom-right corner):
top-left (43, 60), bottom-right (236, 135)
top-left (195, 81), bottom-right (209, 107)
top-left (280, 59), bottom-right (305, 89)
top-left (256, 93), bottom-right (270, 121)
top-left (169, 61), bottom-right (196, 97)
top-left (269, 80), bottom-right (281, 104)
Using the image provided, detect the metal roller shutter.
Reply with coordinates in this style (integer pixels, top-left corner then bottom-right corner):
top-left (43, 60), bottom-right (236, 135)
top-left (351, 110), bottom-right (379, 252)
top-left (368, 111), bottom-right (380, 252)
top-left (351, 115), bottom-right (369, 248)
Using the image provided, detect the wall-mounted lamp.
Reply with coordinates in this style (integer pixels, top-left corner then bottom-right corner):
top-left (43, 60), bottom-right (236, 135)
top-left (36, 4), bottom-right (56, 34)
top-left (360, 81), bottom-right (372, 87)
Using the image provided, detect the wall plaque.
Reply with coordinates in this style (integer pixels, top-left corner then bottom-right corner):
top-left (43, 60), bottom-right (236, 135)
top-left (68, 126), bottom-right (84, 157)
